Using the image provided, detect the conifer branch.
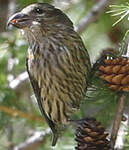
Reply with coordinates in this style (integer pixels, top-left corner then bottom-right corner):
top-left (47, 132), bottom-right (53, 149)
top-left (0, 104), bottom-right (44, 123)
top-left (107, 2), bottom-right (129, 26)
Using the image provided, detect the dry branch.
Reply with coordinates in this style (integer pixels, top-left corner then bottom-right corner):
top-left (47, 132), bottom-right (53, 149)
top-left (13, 130), bottom-right (51, 150)
top-left (0, 104), bottom-right (44, 123)
top-left (76, 0), bottom-right (114, 34)
top-left (115, 97), bottom-right (129, 149)
top-left (9, 71), bottom-right (28, 89)
top-left (110, 94), bottom-right (126, 149)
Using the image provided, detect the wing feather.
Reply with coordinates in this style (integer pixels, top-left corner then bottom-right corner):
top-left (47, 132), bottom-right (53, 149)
top-left (26, 58), bottom-right (58, 146)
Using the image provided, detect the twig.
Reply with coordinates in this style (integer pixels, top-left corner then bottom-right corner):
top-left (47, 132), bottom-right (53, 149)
top-left (76, 0), bottom-right (114, 34)
top-left (115, 97), bottom-right (129, 149)
top-left (110, 94), bottom-right (126, 149)
top-left (13, 129), bottom-right (51, 150)
top-left (115, 114), bottom-right (128, 149)
top-left (7, 122), bottom-right (14, 150)
top-left (0, 104), bottom-right (44, 123)
top-left (9, 71), bottom-right (28, 89)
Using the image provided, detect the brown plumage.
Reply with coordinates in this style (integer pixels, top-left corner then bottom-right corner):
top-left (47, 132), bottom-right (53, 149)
top-left (8, 3), bottom-right (91, 146)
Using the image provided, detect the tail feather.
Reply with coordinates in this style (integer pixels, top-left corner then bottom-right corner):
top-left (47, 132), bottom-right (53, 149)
top-left (52, 132), bottom-right (58, 146)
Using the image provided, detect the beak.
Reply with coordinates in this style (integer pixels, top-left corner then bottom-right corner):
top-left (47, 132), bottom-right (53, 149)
top-left (7, 12), bottom-right (32, 29)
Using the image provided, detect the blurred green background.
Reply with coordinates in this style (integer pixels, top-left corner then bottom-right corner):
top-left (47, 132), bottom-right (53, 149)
top-left (0, 0), bottom-right (129, 150)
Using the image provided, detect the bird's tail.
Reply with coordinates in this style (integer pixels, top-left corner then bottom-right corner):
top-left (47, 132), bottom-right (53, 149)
top-left (52, 132), bottom-right (58, 146)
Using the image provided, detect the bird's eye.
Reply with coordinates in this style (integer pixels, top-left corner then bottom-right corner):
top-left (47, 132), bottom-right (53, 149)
top-left (35, 8), bottom-right (43, 14)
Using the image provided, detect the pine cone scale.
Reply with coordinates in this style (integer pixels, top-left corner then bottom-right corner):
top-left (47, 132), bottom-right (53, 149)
top-left (112, 65), bottom-right (121, 73)
top-left (75, 118), bottom-right (110, 150)
top-left (99, 56), bottom-right (129, 91)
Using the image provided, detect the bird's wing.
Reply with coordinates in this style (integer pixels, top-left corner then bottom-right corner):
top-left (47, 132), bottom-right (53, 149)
top-left (26, 57), bottom-right (58, 146)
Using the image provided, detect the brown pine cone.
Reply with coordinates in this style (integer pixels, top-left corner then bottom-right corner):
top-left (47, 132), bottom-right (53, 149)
top-left (99, 57), bottom-right (129, 92)
top-left (75, 118), bottom-right (110, 150)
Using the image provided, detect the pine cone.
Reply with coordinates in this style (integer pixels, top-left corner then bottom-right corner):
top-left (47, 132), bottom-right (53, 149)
top-left (75, 118), bottom-right (110, 150)
top-left (99, 57), bottom-right (129, 91)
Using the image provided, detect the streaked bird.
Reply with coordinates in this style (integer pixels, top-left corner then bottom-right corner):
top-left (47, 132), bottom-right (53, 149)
top-left (7, 3), bottom-right (91, 146)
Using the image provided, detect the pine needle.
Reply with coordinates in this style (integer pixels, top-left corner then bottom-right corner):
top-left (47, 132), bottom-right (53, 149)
top-left (113, 10), bottom-right (129, 26)
top-left (107, 2), bottom-right (129, 26)
top-left (111, 10), bottom-right (127, 17)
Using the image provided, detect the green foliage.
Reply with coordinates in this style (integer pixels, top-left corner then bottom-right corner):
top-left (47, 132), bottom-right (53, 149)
top-left (80, 74), bottom-right (118, 126)
top-left (124, 129), bottom-right (129, 149)
top-left (107, 2), bottom-right (129, 26)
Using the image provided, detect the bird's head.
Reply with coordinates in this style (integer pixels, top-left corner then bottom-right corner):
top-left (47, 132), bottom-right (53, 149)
top-left (7, 3), bottom-right (73, 31)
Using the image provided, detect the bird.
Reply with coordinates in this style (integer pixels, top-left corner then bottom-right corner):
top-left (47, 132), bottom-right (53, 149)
top-left (7, 3), bottom-right (91, 146)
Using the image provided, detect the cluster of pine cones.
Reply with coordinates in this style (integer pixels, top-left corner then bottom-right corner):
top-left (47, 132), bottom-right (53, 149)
top-left (75, 49), bottom-right (129, 149)
top-left (75, 118), bottom-right (111, 150)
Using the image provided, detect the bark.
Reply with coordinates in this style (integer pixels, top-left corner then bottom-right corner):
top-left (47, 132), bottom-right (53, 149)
top-left (110, 95), bottom-right (126, 149)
